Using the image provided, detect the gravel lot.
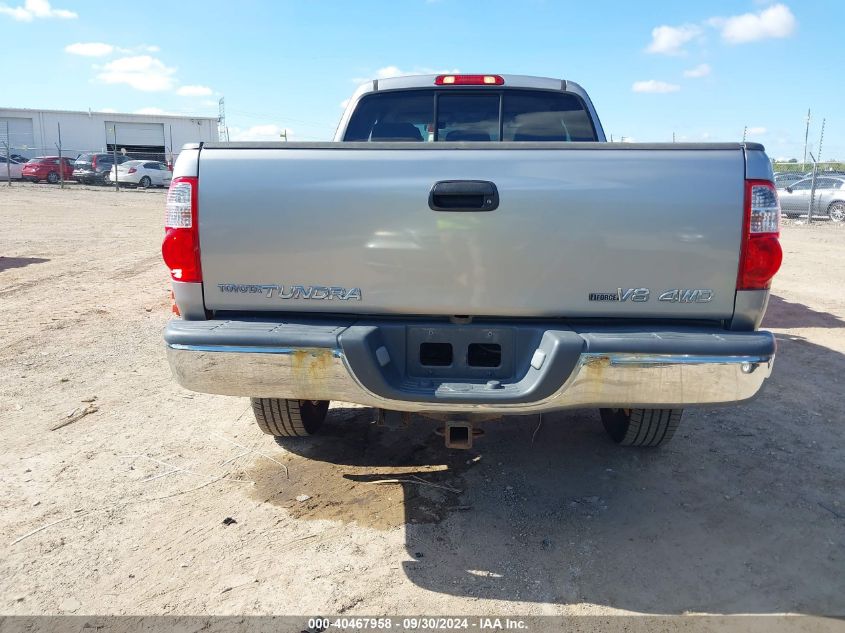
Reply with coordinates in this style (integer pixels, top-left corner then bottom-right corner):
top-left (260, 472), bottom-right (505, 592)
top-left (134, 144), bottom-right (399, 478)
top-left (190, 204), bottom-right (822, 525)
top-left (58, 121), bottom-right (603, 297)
top-left (1, 183), bottom-right (843, 618)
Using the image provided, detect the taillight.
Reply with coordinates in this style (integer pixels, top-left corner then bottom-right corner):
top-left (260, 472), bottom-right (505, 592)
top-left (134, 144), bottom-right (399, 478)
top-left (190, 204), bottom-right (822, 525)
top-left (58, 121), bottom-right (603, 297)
top-left (162, 176), bottom-right (201, 283)
top-left (128, 167), bottom-right (137, 174)
top-left (435, 74), bottom-right (504, 85)
top-left (737, 180), bottom-right (782, 290)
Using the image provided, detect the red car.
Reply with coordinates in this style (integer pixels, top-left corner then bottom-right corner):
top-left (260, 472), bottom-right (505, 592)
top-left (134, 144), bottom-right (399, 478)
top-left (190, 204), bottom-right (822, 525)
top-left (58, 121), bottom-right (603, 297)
top-left (21, 156), bottom-right (75, 184)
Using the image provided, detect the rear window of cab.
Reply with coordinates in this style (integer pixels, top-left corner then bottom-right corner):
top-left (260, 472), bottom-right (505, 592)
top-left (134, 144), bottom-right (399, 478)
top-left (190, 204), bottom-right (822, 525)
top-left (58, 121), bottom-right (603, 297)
top-left (344, 89), bottom-right (598, 142)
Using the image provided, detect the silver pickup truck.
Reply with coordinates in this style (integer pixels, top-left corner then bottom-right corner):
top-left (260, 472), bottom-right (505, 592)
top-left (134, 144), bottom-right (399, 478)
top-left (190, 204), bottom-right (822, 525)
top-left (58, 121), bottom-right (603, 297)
top-left (162, 74), bottom-right (783, 449)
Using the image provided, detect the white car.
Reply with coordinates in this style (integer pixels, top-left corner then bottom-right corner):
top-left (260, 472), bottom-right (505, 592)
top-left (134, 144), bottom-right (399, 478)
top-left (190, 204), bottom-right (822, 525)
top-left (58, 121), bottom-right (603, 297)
top-left (0, 156), bottom-right (24, 180)
top-left (108, 160), bottom-right (172, 188)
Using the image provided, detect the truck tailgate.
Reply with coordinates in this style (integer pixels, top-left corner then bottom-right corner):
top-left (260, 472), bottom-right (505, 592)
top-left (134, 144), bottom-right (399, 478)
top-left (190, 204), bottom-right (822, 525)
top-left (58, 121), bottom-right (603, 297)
top-left (197, 145), bottom-right (746, 318)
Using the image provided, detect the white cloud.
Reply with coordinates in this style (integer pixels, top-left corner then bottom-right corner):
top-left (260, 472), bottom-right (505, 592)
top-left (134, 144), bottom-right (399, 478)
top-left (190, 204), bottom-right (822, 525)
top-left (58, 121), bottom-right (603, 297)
top-left (354, 65), bottom-right (461, 83)
top-left (373, 65), bottom-right (405, 79)
top-left (632, 80), bottom-right (681, 94)
top-left (65, 42), bottom-right (114, 57)
top-left (711, 4), bottom-right (796, 44)
top-left (645, 5), bottom-right (796, 57)
top-left (683, 63), bottom-right (711, 78)
top-left (376, 65), bottom-right (460, 79)
top-left (99, 108), bottom-right (117, 113)
top-left (134, 107), bottom-right (173, 116)
top-left (66, 42), bottom-right (166, 58)
top-left (114, 44), bottom-right (160, 54)
top-left (176, 84), bottom-right (212, 97)
top-left (229, 124), bottom-right (292, 142)
top-left (746, 126), bottom-right (767, 135)
top-left (96, 55), bottom-right (177, 92)
top-left (0, 0), bottom-right (76, 20)
top-left (646, 24), bottom-right (700, 55)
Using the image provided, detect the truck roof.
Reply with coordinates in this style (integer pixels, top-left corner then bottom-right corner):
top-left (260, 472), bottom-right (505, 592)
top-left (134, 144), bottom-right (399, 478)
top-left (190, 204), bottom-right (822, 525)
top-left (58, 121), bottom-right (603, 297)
top-left (373, 74), bottom-right (576, 93)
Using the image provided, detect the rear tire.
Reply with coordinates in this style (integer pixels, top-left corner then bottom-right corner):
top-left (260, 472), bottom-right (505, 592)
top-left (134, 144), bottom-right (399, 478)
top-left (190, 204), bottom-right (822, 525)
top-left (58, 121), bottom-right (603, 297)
top-left (828, 202), bottom-right (845, 223)
top-left (139, 175), bottom-right (151, 188)
top-left (46, 171), bottom-right (58, 184)
top-left (600, 408), bottom-right (682, 447)
top-left (251, 398), bottom-right (329, 437)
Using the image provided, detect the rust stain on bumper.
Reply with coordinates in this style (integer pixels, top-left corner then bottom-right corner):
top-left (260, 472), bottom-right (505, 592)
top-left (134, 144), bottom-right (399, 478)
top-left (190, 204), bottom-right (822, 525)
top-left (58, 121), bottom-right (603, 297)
top-left (289, 348), bottom-right (337, 390)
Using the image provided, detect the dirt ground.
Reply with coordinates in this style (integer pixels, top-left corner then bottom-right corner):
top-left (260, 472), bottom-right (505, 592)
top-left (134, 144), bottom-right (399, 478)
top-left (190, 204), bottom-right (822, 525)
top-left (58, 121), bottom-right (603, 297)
top-left (1, 183), bottom-right (843, 619)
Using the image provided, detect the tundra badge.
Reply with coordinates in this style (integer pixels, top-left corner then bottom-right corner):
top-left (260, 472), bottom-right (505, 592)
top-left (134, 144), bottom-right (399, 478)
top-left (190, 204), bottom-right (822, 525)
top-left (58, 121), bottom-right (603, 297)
top-left (217, 284), bottom-right (362, 301)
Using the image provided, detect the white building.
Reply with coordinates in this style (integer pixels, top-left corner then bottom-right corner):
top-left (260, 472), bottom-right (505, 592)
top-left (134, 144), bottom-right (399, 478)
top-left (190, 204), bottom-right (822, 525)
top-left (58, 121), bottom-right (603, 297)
top-left (0, 107), bottom-right (218, 162)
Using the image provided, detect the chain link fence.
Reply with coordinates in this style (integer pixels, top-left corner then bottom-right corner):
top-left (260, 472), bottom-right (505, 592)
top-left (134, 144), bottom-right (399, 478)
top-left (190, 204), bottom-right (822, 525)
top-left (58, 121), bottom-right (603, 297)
top-left (0, 118), bottom-right (179, 186)
top-left (1, 144), bottom-right (178, 187)
top-left (3, 144), bottom-right (177, 163)
top-left (772, 161), bottom-right (845, 223)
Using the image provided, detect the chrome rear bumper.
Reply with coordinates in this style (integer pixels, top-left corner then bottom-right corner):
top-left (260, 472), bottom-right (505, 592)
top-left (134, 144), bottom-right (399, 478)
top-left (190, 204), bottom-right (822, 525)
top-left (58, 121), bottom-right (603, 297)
top-left (166, 341), bottom-right (774, 414)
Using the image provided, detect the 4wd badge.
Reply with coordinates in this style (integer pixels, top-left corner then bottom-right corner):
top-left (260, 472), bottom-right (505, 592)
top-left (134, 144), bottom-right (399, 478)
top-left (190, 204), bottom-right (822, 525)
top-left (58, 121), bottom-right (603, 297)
top-left (658, 288), bottom-right (713, 303)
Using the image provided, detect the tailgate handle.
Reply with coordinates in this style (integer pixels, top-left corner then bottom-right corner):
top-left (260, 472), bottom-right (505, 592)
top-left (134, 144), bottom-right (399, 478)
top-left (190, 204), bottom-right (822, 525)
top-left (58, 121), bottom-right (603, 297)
top-left (429, 180), bottom-right (499, 212)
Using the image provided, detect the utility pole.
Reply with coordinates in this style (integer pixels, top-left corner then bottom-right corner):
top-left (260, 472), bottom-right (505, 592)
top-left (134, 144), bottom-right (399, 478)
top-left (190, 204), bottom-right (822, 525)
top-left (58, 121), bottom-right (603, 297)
top-left (742, 126), bottom-right (747, 143)
top-left (217, 97), bottom-right (228, 142)
top-left (111, 125), bottom-right (120, 192)
top-left (802, 108), bottom-right (811, 170)
top-left (808, 152), bottom-right (818, 223)
top-left (817, 118), bottom-right (826, 164)
top-left (55, 123), bottom-right (64, 189)
top-left (672, 131), bottom-right (675, 143)
top-left (279, 129), bottom-right (288, 142)
top-left (4, 122), bottom-right (10, 187)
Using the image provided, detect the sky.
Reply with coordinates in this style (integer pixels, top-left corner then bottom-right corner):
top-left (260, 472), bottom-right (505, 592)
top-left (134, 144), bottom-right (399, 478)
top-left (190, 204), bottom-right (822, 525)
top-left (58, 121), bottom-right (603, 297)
top-left (2, 0), bottom-right (841, 160)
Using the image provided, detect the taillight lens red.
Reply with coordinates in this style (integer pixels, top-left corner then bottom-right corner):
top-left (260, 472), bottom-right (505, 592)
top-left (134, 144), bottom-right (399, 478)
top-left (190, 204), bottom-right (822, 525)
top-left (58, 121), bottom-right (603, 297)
top-left (434, 74), bottom-right (504, 85)
top-left (162, 176), bottom-right (201, 283)
top-left (737, 180), bottom-right (782, 290)
top-left (128, 167), bottom-right (137, 174)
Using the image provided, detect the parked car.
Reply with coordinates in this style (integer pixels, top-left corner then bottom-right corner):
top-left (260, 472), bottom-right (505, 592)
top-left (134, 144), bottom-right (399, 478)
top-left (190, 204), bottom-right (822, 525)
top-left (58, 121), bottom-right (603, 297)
top-left (773, 172), bottom-right (805, 189)
top-left (73, 153), bottom-right (127, 185)
top-left (0, 155), bottom-right (24, 180)
top-left (163, 73), bottom-right (781, 451)
top-left (108, 160), bottom-right (172, 188)
top-left (779, 176), bottom-right (845, 221)
top-left (21, 156), bottom-right (74, 183)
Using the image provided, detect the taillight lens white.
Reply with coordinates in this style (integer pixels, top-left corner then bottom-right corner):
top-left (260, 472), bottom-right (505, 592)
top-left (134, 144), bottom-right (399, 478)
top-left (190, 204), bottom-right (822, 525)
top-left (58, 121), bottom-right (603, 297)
top-left (738, 180), bottom-right (782, 290)
top-left (749, 182), bottom-right (780, 233)
top-left (162, 176), bottom-right (201, 283)
top-left (165, 180), bottom-right (194, 228)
